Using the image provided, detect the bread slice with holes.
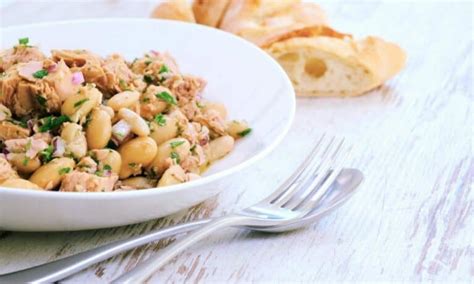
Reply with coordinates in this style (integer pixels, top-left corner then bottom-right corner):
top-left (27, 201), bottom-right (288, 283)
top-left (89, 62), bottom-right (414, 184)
top-left (265, 33), bottom-right (406, 96)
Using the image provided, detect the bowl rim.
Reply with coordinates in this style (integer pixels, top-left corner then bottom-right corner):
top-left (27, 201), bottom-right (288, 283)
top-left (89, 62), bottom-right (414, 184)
top-left (0, 18), bottom-right (296, 199)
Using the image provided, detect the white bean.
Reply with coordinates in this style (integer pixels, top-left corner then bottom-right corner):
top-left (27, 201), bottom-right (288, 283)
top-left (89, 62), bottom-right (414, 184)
top-left (118, 108), bottom-right (150, 136)
top-left (8, 154), bottom-right (41, 174)
top-left (89, 149), bottom-right (122, 175)
top-left (86, 108), bottom-right (112, 149)
top-left (158, 165), bottom-right (186, 187)
top-left (149, 115), bottom-right (178, 145)
top-left (107, 91), bottom-right (140, 111)
top-left (61, 86), bottom-right (102, 123)
top-left (225, 120), bottom-right (250, 139)
top-left (148, 138), bottom-right (190, 176)
top-left (118, 137), bottom-right (157, 179)
top-left (208, 135), bottom-right (234, 162)
top-left (121, 177), bottom-right (156, 189)
top-left (29, 157), bottom-right (75, 190)
top-left (99, 105), bottom-right (115, 119)
top-left (1, 178), bottom-right (43, 190)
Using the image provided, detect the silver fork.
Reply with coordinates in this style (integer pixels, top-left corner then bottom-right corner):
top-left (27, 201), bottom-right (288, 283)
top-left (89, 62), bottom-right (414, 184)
top-left (114, 135), bottom-right (348, 283)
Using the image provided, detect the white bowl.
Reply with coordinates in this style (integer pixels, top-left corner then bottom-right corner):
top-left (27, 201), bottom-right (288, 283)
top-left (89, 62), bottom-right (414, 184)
top-left (0, 19), bottom-right (295, 231)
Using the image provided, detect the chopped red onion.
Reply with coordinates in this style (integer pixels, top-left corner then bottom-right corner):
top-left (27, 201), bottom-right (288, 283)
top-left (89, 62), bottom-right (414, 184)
top-left (71, 71), bottom-right (85, 85)
top-left (52, 137), bottom-right (66, 157)
top-left (150, 50), bottom-right (160, 56)
top-left (199, 137), bottom-right (209, 146)
top-left (102, 169), bottom-right (112, 177)
top-left (47, 63), bottom-right (58, 73)
top-left (112, 120), bottom-right (132, 145)
top-left (27, 119), bottom-right (35, 132)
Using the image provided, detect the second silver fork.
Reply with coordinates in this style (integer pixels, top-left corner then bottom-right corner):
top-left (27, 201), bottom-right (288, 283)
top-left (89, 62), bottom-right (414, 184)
top-left (114, 135), bottom-right (349, 283)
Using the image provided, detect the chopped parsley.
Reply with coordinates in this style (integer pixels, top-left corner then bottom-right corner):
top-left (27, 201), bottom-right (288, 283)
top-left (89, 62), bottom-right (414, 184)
top-left (39, 115), bottom-right (70, 133)
top-left (170, 140), bottom-right (185, 149)
top-left (22, 156), bottom-right (30, 166)
top-left (114, 132), bottom-right (124, 138)
top-left (237, 128), bottom-right (252, 137)
top-left (119, 79), bottom-right (128, 90)
top-left (18, 37), bottom-right (29, 45)
top-left (170, 151), bottom-right (180, 163)
top-left (77, 163), bottom-right (91, 169)
top-left (106, 140), bottom-right (118, 150)
top-left (143, 75), bottom-right (153, 84)
top-left (96, 164), bottom-right (111, 177)
top-left (36, 95), bottom-right (47, 107)
top-left (128, 162), bottom-right (137, 168)
top-left (39, 145), bottom-right (54, 163)
top-left (7, 118), bottom-right (28, 128)
top-left (83, 113), bottom-right (92, 128)
top-left (74, 98), bottom-right (89, 108)
top-left (19, 117), bottom-right (29, 128)
top-left (154, 114), bottom-right (166, 126)
top-left (144, 60), bottom-right (152, 66)
top-left (32, 69), bottom-right (48, 79)
top-left (196, 101), bottom-right (204, 108)
top-left (159, 64), bottom-right (169, 74)
top-left (147, 167), bottom-right (158, 179)
top-left (58, 167), bottom-right (71, 175)
top-left (141, 97), bottom-right (150, 103)
top-left (25, 139), bottom-right (32, 151)
top-left (155, 91), bottom-right (177, 105)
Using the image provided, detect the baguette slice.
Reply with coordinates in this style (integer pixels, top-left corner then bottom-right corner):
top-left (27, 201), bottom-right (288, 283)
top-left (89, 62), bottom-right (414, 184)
top-left (151, 0), bottom-right (196, 23)
top-left (265, 34), bottom-right (406, 96)
top-left (219, 1), bottom-right (327, 46)
top-left (192, 0), bottom-right (231, 27)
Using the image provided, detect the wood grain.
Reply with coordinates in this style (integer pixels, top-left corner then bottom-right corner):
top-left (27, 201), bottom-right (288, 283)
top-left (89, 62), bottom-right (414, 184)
top-left (0, 0), bottom-right (472, 282)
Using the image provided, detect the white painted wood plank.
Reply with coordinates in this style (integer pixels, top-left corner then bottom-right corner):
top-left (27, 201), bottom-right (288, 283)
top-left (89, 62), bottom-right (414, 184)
top-left (0, 1), bottom-right (472, 282)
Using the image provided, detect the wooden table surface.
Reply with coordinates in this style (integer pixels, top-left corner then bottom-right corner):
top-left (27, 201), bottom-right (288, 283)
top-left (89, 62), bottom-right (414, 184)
top-left (0, 1), bottom-right (472, 282)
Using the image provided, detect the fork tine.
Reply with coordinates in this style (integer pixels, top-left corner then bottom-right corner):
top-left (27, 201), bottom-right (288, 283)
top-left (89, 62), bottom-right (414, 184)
top-left (268, 135), bottom-right (336, 205)
top-left (260, 134), bottom-right (327, 204)
top-left (281, 166), bottom-right (332, 210)
top-left (295, 167), bottom-right (342, 213)
top-left (293, 142), bottom-right (351, 213)
top-left (279, 138), bottom-right (345, 209)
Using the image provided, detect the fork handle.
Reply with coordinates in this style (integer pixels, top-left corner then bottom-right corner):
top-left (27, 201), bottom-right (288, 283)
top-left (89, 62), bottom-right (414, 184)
top-left (0, 219), bottom-right (210, 283)
top-left (112, 215), bottom-right (249, 283)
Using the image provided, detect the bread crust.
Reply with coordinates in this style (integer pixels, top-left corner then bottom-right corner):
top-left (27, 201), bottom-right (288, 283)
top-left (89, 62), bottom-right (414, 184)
top-left (192, 0), bottom-right (231, 27)
top-left (260, 25), bottom-right (350, 48)
top-left (266, 35), bottom-right (406, 96)
top-left (151, 0), bottom-right (196, 23)
top-left (219, 1), bottom-right (328, 46)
